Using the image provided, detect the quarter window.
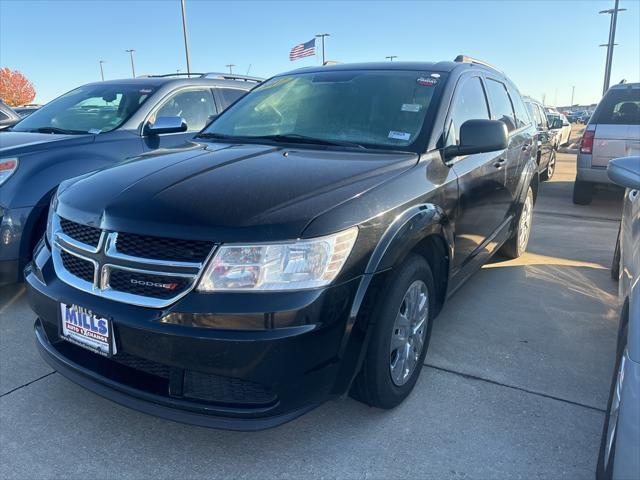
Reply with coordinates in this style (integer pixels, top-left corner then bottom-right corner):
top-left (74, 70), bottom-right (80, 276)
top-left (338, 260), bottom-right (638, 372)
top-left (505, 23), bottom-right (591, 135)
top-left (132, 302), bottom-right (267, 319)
top-left (445, 76), bottom-right (490, 146)
top-left (510, 89), bottom-right (531, 129)
top-left (218, 88), bottom-right (247, 108)
top-left (154, 89), bottom-right (216, 131)
top-left (486, 79), bottom-right (517, 132)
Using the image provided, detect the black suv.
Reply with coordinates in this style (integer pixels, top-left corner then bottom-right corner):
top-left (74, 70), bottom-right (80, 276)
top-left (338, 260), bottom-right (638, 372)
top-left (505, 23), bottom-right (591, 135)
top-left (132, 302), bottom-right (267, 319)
top-left (0, 73), bottom-right (260, 286)
top-left (524, 96), bottom-right (559, 181)
top-left (26, 57), bottom-right (539, 430)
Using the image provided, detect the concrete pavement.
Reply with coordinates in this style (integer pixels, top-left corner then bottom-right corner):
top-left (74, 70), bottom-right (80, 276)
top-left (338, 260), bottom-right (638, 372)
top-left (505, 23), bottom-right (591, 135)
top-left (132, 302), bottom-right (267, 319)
top-left (0, 150), bottom-right (621, 479)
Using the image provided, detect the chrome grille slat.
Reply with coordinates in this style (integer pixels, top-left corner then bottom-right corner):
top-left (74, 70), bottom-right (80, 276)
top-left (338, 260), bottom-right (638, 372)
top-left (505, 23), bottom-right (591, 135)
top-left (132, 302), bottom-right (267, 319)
top-left (50, 214), bottom-right (215, 308)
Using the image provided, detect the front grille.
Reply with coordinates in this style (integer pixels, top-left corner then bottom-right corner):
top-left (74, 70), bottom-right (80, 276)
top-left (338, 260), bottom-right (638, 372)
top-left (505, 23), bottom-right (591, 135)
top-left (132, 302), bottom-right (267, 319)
top-left (60, 250), bottom-right (94, 283)
top-left (116, 232), bottom-right (214, 263)
top-left (108, 269), bottom-right (192, 299)
top-left (184, 370), bottom-right (277, 406)
top-left (59, 217), bottom-right (101, 247)
top-left (113, 352), bottom-right (170, 379)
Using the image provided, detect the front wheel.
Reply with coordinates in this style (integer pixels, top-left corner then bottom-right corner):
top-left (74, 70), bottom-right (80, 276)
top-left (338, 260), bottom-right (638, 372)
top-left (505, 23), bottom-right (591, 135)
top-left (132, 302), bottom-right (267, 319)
top-left (500, 186), bottom-right (534, 259)
top-left (351, 254), bottom-right (435, 409)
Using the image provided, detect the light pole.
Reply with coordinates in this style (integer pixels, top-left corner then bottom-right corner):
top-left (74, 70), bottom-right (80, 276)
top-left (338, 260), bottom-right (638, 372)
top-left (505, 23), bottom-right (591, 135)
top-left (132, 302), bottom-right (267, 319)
top-left (99, 60), bottom-right (106, 81)
top-left (385, 55), bottom-right (398, 61)
top-left (225, 64), bottom-right (236, 74)
top-left (571, 85), bottom-right (575, 106)
top-left (180, 0), bottom-right (192, 77)
top-left (315, 33), bottom-right (330, 65)
top-left (125, 49), bottom-right (136, 77)
top-left (599, 0), bottom-right (626, 95)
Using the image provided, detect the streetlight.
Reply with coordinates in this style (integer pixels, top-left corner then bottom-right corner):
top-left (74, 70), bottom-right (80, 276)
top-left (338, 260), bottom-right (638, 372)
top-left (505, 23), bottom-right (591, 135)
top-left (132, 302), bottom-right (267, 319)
top-left (385, 56), bottom-right (398, 61)
top-left (125, 49), bottom-right (136, 77)
top-left (99, 60), bottom-right (106, 81)
top-left (225, 64), bottom-right (236, 74)
top-left (315, 33), bottom-right (330, 65)
top-left (180, 0), bottom-right (192, 77)
top-left (599, 0), bottom-right (626, 95)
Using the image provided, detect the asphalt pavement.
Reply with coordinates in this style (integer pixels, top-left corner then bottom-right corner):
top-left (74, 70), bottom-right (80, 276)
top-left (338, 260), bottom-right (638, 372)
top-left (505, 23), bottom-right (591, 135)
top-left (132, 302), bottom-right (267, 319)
top-left (0, 145), bottom-right (622, 479)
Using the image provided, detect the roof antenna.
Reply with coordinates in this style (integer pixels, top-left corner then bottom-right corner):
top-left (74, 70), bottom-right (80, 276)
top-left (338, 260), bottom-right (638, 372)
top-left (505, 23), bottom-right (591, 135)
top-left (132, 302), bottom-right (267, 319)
top-left (246, 64), bottom-right (252, 76)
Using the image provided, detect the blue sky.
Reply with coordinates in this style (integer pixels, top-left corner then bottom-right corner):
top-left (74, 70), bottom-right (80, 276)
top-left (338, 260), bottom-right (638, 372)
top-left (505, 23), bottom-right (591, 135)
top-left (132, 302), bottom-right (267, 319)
top-left (1, 0), bottom-right (639, 106)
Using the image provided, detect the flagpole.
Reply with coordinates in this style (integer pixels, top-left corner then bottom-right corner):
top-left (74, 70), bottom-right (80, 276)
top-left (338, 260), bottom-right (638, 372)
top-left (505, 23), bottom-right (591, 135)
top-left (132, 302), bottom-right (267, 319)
top-left (315, 33), bottom-right (330, 65)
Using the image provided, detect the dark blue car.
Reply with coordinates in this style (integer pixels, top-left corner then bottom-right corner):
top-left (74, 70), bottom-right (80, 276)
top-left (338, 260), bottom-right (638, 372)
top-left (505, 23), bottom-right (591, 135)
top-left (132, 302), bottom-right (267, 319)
top-left (0, 73), bottom-right (260, 285)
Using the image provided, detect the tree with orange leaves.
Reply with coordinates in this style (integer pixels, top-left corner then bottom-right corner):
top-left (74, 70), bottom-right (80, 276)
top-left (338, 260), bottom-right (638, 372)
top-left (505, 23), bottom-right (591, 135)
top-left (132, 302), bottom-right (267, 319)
top-left (0, 68), bottom-right (36, 106)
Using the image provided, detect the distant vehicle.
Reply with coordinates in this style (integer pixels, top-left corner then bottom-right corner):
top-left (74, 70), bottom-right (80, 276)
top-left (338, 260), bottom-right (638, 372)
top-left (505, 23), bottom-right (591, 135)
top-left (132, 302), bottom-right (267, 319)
top-left (0, 72), bottom-right (260, 285)
top-left (14, 104), bottom-right (41, 118)
top-left (567, 111), bottom-right (586, 123)
top-left (598, 156), bottom-right (640, 480)
top-left (0, 100), bottom-right (21, 130)
top-left (525, 97), bottom-right (558, 180)
top-left (579, 111), bottom-right (592, 124)
top-left (24, 57), bottom-right (540, 429)
top-left (573, 82), bottom-right (640, 204)
top-left (547, 112), bottom-right (571, 146)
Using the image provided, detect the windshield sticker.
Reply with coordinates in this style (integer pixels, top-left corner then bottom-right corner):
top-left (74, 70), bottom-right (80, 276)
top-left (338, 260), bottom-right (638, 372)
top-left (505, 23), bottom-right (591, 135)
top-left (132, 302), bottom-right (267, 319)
top-left (88, 129), bottom-right (102, 135)
top-left (139, 88), bottom-right (153, 94)
top-left (388, 131), bottom-right (411, 141)
top-left (430, 73), bottom-right (441, 78)
top-left (417, 76), bottom-right (438, 87)
top-left (401, 103), bottom-right (422, 112)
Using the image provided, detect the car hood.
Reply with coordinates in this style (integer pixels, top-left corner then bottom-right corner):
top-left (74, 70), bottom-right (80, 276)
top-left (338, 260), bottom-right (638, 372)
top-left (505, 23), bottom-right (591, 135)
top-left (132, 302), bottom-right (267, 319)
top-left (57, 143), bottom-right (418, 242)
top-left (0, 131), bottom-right (94, 156)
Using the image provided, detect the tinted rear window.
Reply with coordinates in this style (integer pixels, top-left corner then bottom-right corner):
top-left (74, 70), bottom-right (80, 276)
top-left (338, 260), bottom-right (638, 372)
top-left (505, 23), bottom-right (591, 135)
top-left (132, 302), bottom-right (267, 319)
top-left (593, 88), bottom-right (640, 125)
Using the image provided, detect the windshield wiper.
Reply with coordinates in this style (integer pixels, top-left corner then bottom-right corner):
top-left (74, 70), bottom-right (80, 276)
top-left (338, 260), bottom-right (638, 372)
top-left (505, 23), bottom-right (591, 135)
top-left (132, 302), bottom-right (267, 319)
top-left (28, 127), bottom-right (88, 135)
top-left (248, 134), bottom-right (366, 149)
top-left (196, 132), bottom-right (241, 140)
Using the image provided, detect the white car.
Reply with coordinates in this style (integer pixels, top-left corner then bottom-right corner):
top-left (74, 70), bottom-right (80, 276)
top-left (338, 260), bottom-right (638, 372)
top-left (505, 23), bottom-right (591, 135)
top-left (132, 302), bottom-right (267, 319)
top-left (547, 112), bottom-right (571, 146)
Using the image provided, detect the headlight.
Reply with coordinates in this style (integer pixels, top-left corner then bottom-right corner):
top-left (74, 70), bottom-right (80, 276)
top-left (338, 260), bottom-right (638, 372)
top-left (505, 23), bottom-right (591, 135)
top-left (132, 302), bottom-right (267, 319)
top-left (45, 189), bottom-right (59, 245)
top-left (0, 158), bottom-right (18, 186)
top-left (197, 227), bottom-right (358, 292)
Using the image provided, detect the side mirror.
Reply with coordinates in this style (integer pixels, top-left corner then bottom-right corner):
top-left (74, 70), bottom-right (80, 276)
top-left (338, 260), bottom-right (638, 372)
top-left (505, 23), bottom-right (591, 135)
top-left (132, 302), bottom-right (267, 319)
top-left (145, 116), bottom-right (188, 135)
top-left (444, 119), bottom-right (508, 159)
top-left (607, 156), bottom-right (640, 190)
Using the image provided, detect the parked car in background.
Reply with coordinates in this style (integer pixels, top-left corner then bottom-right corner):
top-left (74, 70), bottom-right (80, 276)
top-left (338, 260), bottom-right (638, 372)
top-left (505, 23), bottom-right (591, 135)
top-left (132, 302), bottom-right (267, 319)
top-left (0, 72), bottom-right (260, 285)
top-left (0, 100), bottom-right (21, 130)
top-left (525, 96), bottom-right (558, 180)
top-left (574, 82), bottom-right (640, 204)
top-left (25, 57), bottom-right (539, 430)
top-left (568, 111), bottom-right (586, 123)
top-left (14, 104), bottom-right (41, 118)
top-left (579, 111), bottom-right (592, 124)
top-left (547, 111), bottom-right (571, 146)
top-left (598, 156), bottom-right (640, 480)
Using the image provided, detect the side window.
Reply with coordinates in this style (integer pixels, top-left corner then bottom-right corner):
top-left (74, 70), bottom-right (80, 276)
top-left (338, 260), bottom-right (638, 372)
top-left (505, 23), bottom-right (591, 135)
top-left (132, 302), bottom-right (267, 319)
top-left (485, 79), bottom-right (516, 132)
top-left (445, 76), bottom-right (490, 146)
top-left (0, 110), bottom-right (9, 121)
top-left (526, 101), bottom-right (542, 127)
top-left (218, 88), bottom-right (247, 108)
top-left (510, 89), bottom-right (531, 129)
top-left (153, 89), bottom-right (216, 131)
top-left (536, 104), bottom-right (548, 129)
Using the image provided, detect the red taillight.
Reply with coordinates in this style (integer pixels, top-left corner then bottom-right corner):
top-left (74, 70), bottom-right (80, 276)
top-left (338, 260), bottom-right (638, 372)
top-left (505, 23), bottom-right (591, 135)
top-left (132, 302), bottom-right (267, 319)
top-left (580, 130), bottom-right (595, 154)
top-left (0, 159), bottom-right (17, 171)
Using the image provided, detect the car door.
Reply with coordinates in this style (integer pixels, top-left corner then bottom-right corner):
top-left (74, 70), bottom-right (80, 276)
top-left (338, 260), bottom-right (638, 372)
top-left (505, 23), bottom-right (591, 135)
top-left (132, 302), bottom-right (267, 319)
top-left (526, 101), bottom-right (552, 171)
top-left (142, 88), bottom-right (218, 151)
top-left (446, 74), bottom-right (512, 272)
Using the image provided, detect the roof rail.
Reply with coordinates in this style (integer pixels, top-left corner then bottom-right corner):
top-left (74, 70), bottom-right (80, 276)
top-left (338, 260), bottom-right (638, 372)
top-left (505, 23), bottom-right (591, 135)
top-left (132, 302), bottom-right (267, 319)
top-left (137, 72), bottom-right (262, 82)
top-left (454, 55), bottom-right (499, 71)
top-left (201, 72), bottom-right (263, 83)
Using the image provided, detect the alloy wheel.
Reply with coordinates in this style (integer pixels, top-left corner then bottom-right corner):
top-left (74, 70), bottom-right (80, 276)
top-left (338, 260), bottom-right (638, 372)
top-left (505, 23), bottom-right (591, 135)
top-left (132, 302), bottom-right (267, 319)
top-left (518, 192), bottom-right (533, 252)
top-left (389, 280), bottom-right (429, 386)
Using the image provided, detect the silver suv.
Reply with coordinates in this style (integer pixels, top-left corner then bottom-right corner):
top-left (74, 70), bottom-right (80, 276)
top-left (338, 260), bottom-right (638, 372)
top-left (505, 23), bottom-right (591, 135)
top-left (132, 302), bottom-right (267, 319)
top-left (573, 82), bottom-right (640, 204)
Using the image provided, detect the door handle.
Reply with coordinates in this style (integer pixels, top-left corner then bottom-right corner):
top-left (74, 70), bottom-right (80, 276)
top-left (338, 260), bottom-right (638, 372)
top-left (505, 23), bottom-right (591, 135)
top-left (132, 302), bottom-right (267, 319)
top-left (493, 158), bottom-right (506, 169)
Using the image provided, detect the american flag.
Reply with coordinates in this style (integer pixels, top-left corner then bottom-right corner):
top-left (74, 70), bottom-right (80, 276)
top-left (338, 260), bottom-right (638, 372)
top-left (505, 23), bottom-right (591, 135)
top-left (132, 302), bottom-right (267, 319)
top-left (289, 39), bottom-right (316, 61)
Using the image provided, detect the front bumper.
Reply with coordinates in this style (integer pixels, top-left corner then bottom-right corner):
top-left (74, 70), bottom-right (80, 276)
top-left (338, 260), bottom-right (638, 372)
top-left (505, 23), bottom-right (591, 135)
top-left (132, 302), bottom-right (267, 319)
top-left (26, 241), bottom-right (375, 430)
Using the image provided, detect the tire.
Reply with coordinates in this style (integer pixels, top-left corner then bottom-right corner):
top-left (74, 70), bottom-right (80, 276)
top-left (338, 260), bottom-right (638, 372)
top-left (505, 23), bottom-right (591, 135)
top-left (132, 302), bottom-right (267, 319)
top-left (573, 180), bottom-right (593, 205)
top-left (596, 312), bottom-right (628, 480)
top-left (540, 150), bottom-right (556, 181)
top-left (499, 186), bottom-right (534, 259)
top-left (351, 253), bottom-right (436, 409)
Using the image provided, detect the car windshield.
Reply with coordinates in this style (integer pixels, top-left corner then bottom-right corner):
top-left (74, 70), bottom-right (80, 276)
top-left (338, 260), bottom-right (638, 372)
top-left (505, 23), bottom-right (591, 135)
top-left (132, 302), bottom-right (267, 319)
top-left (201, 70), bottom-right (444, 151)
top-left (12, 84), bottom-right (157, 134)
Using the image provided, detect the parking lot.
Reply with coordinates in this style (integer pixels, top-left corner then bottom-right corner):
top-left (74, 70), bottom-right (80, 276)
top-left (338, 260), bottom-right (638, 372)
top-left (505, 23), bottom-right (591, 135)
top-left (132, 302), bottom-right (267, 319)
top-left (0, 133), bottom-right (623, 479)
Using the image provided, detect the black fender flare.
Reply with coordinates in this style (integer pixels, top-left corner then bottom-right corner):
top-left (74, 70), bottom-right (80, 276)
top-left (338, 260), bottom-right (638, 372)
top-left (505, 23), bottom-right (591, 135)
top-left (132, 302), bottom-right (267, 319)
top-left (331, 203), bottom-right (453, 394)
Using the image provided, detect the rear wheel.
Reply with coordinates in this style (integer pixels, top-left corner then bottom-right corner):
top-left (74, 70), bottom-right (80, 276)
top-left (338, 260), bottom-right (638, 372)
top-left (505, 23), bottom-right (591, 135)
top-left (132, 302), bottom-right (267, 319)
top-left (351, 254), bottom-right (435, 409)
top-left (500, 186), bottom-right (533, 259)
top-left (541, 150), bottom-right (556, 181)
top-left (573, 180), bottom-right (593, 205)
